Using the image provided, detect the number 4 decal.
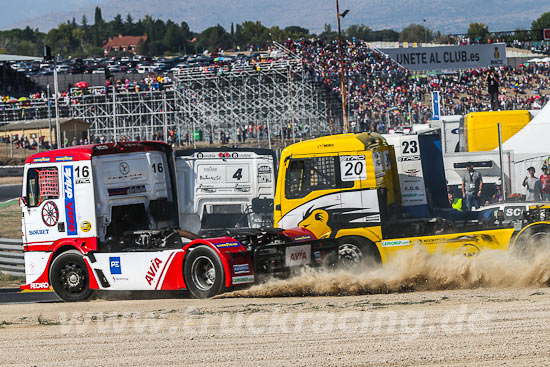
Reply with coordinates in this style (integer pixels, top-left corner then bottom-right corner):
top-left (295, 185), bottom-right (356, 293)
top-left (232, 168), bottom-right (243, 180)
top-left (339, 155), bottom-right (367, 181)
top-left (227, 166), bottom-right (249, 183)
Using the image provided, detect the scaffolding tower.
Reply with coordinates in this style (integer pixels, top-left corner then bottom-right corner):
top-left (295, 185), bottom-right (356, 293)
top-left (70, 88), bottom-right (176, 142)
top-left (173, 59), bottom-right (332, 147)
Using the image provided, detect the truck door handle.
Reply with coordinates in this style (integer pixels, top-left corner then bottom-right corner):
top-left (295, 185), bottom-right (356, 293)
top-left (275, 204), bottom-right (281, 211)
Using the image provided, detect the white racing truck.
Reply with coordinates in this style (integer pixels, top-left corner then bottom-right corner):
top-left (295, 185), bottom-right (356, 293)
top-left (19, 142), bottom-right (336, 301)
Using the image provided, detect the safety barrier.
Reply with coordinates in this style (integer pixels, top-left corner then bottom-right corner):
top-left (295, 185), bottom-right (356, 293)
top-left (0, 238), bottom-right (24, 277)
top-left (0, 166), bottom-right (23, 177)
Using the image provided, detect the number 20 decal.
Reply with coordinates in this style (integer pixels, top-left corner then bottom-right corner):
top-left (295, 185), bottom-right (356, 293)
top-left (340, 156), bottom-right (367, 181)
top-left (344, 161), bottom-right (364, 176)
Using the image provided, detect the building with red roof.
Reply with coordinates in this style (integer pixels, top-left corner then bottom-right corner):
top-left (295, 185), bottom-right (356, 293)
top-left (103, 34), bottom-right (147, 55)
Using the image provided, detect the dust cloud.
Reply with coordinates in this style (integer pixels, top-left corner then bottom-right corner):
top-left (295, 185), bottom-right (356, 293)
top-left (223, 246), bottom-right (550, 298)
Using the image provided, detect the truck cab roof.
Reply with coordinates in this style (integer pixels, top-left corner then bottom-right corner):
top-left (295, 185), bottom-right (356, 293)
top-left (281, 132), bottom-right (388, 158)
top-left (26, 141), bottom-right (170, 164)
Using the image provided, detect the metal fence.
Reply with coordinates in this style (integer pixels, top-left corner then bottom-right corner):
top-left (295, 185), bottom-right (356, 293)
top-left (0, 238), bottom-right (24, 277)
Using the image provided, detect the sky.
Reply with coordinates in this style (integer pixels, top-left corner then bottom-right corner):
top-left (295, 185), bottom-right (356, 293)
top-left (0, 0), bottom-right (546, 34)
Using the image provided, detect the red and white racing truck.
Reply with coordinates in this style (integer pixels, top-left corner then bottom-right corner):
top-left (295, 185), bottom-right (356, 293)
top-left (19, 142), bottom-right (336, 301)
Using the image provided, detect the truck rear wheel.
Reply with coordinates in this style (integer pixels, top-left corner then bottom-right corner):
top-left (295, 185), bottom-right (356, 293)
top-left (337, 236), bottom-right (381, 268)
top-left (184, 246), bottom-right (225, 298)
top-left (49, 250), bottom-right (94, 302)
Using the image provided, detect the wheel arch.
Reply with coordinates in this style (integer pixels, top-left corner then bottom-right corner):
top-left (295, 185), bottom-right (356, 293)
top-left (49, 244), bottom-right (100, 290)
top-left (182, 239), bottom-right (233, 288)
top-left (512, 221), bottom-right (550, 249)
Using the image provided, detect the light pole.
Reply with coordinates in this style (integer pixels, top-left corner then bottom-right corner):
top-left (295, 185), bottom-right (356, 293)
top-left (423, 19), bottom-right (427, 44)
top-left (44, 46), bottom-right (61, 148)
top-left (53, 55), bottom-right (61, 148)
top-left (336, 0), bottom-right (350, 133)
top-left (47, 84), bottom-right (52, 148)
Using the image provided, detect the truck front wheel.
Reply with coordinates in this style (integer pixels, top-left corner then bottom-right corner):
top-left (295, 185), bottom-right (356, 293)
top-left (49, 250), bottom-right (94, 302)
top-left (184, 246), bottom-right (226, 298)
top-left (337, 236), bottom-right (381, 268)
top-left (513, 224), bottom-right (550, 258)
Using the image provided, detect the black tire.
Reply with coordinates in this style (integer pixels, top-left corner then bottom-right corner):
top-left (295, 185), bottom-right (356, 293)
top-left (513, 225), bottom-right (550, 258)
top-left (337, 236), bottom-right (381, 268)
top-left (49, 250), bottom-right (94, 302)
top-left (184, 246), bottom-right (226, 299)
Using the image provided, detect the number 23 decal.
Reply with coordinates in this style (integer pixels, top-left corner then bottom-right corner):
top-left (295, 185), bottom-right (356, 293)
top-left (401, 140), bottom-right (418, 154)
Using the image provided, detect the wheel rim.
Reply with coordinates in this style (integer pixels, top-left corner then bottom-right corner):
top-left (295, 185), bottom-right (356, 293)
top-left (59, 262), bottom-right (87, 293)
top-left (338, 243), bottom-right (363, 265)
top-left (191, 256), bottom-right (216, 291)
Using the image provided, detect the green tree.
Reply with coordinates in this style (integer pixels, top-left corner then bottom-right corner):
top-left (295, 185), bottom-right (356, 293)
top-left (433, 31), bottom-right (454, 44)
top-left (399, 23), bottom-right (432, 43)
top-left (136, 37), bottom-right (149, 55)
top-left (199, 24), bottom-right (232, 51)
top-left (238, 21), bottom-right (269, 49)
top-left (111, 14), bottom-right (124, 35)
top-left (125, 13), bottom-right (134, 34)
top-left (234, 24), bottom-right (243, 49)
top-left (284, 25), bottom-right (309, 39)
top-left (180, 21), bottom-right (191, 41)
top-left (163, 20), bottom-right (184, 52)
top-left (372, 29), bottom-right (399, 41)
top-left (345, 24), bottom-right (372, 41)
top-left (467, 22), bottom-right (489, 43)
top-left (319, 23), bottom-right (337, 40)
top-left (93, 6), bottom-right (104, 46)
top-left (46, 23), bottom-right (80, 55)
top-left (514, 28), bottom-right (529, 42)
top-left (531, 12), bottom-right (550, 40)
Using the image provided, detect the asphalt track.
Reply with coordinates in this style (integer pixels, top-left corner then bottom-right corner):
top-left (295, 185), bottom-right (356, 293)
top-left (0, 185), bottom-right (21, 202)
top-left (0, 289), bottom-right (60, 304)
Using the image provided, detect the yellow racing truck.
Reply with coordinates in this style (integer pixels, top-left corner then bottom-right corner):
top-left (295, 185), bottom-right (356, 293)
top-left (274, 132), bottom-right (549, 264)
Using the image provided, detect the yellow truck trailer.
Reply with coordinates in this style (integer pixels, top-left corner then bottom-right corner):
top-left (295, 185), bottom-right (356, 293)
top-left (461, 110), bottom-right (531, 152)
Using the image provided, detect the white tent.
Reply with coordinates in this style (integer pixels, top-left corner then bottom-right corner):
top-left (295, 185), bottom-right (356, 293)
top-left (499, 101), bottom-right (550, 154)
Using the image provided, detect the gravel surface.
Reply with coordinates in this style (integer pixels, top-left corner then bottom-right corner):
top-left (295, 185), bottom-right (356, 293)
top-left (1, 287), bottom-right (549, 366)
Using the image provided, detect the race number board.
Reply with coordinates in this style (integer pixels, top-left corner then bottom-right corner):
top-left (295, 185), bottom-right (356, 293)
top-left (226, 166), bottom-right (250, 183)
top-left (340, 155), bottom-right (367, 181)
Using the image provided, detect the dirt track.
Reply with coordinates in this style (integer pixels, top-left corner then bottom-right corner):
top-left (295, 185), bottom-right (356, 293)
top-left (0, 287), bottom-right (549, 366)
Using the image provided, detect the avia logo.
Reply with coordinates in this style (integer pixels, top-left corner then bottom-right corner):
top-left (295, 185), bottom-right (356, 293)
top-left (145, 257), bottom-right (163, 285)
top-left (290, 251), bottom-right (308, 261)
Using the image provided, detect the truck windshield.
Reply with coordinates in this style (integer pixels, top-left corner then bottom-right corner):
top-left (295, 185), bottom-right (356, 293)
top-left (286, 156), bottom-right (350, 199)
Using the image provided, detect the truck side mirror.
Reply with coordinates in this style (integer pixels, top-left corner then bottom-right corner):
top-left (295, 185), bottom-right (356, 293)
top-left (19, 196), bottom-right (27, 207)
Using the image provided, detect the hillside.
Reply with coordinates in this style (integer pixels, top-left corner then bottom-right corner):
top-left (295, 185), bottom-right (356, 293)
top-left (1, 0), bottom-right (546, 35)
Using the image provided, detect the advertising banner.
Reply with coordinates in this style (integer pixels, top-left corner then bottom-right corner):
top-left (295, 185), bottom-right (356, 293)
top-left (379, 43), bottom-right (507, 71)
top-left (431, 91), bottom-right (440, 120)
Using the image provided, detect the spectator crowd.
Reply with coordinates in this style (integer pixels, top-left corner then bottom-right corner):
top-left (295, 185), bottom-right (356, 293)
top-left (285, 38), bottom-right (550, 131)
